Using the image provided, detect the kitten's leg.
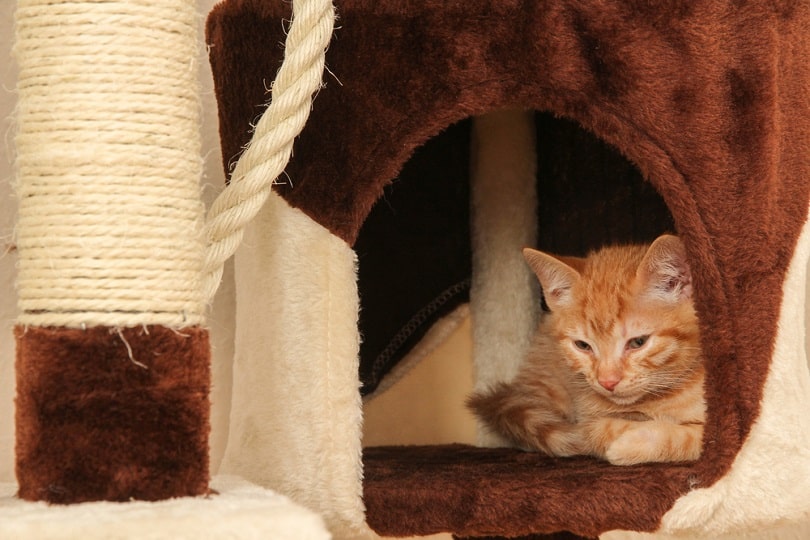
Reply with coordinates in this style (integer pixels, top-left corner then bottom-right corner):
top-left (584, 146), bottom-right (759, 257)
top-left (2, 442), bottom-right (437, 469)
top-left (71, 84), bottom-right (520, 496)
top-left (587, 418), bottom-right (703, 465)
top-left (467, 382), bottom-right (584, 456)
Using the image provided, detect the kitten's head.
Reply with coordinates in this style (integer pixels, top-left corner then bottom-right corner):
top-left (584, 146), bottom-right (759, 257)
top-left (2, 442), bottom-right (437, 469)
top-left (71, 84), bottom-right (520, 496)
top-left (523, 235), bottom-right (701, 406)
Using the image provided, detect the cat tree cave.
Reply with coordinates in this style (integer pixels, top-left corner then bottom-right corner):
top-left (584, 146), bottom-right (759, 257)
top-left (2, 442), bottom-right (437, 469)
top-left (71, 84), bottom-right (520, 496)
top-left (207, 1), bottom-right (810, 539)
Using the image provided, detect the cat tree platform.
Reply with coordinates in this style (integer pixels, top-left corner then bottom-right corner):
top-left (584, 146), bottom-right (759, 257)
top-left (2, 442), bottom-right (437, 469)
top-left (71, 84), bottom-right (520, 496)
top-left (0, 477), bottom-right (330, 540)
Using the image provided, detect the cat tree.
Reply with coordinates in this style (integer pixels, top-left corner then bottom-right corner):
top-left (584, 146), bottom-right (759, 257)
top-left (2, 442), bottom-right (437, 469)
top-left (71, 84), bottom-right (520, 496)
top-left (5, 0), bottom-right (810, 539)
top-left (206, 0), bottom-right (810, 538)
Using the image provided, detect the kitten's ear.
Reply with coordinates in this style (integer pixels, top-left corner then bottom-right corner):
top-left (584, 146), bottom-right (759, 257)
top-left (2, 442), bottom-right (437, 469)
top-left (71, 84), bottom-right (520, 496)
top-left (555, 255), bottom-right (587, 274)
top-left (523, 248), bottom-right (581, 310)
top-left (637, 235), bottom-right (693, 303)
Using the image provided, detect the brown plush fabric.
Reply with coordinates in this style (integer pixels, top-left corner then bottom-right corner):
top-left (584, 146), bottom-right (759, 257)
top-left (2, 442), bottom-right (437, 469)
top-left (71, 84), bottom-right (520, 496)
top-left (15, 325), bottom-right (210, 503)
top-left (207, 0), bottom-right (810, 537)
top-left (354, 119), bottom-right (473, 394)
top-left (456, 534), bottom-right (595, 540)
top-left (364, 445), bottom-right (696, 538)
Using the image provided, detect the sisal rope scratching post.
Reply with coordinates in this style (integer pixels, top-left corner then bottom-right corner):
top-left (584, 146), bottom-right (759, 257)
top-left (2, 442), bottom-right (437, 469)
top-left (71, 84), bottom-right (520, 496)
top-left (13, 0), bottom-right (336, 514)
top-left (13, 0), bottom-right (209, 502)
top-left (15, 0), bottom-right (205, 329)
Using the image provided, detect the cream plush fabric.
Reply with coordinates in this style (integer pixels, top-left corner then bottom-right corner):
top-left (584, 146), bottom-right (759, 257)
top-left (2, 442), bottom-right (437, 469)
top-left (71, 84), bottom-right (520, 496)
top-left (217, 192), bottom-right (373, 539)
top-left (656, 211), bottom-right (810, 536)
top-left (0, 476), bottom-right (330, 539)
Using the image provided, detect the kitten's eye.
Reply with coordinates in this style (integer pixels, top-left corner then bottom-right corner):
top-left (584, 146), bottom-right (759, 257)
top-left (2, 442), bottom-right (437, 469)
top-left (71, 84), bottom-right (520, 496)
top-left (626, 335), bottom-right (650, 350)
top-left (573, 340), bottom-right (592, 352)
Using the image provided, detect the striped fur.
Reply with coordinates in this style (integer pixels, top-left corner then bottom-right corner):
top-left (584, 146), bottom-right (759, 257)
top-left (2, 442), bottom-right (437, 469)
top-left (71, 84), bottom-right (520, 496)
top-left (468, 235), bottom-right (705, 465)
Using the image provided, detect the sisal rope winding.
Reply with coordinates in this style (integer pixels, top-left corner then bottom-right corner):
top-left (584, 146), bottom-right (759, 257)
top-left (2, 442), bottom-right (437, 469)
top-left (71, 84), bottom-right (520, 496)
top-left (14, 0), bottom-right (335, 327)
top-left (15, 0), bottom-right (205, 328)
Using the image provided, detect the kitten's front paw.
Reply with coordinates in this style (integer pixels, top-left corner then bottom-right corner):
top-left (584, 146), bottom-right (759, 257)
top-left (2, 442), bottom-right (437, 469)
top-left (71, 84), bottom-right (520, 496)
top-left (604, 424), bottom-right (662, 466)
top-left (604, 421), bottom-right (702, 465)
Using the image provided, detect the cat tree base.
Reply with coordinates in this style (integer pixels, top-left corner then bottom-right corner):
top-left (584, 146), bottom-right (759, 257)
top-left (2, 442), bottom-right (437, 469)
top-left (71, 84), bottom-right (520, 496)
top-left (0, 476), bottom-right (330, 540)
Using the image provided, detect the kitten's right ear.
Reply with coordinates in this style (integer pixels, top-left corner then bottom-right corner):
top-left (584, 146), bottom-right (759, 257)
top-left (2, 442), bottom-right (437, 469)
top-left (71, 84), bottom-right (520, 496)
top-left (637, 234), bottom-right (693, 303)
top-left (523, 248), bottom-right (580, 310)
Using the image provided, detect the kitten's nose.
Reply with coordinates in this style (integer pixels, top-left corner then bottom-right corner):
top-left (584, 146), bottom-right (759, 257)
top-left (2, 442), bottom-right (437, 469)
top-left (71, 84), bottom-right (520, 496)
top-left (598, 377), bottom-right (621, 392)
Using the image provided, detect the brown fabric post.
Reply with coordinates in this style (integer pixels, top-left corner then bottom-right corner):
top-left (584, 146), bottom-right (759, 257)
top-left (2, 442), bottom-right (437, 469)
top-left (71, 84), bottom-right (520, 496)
top-left (15, 326), bottom-right (210, 503)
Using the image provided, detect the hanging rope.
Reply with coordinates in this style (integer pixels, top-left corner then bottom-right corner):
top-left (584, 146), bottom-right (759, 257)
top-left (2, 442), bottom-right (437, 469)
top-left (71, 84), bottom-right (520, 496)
top-left (201, 0), bottom-right (336, 302)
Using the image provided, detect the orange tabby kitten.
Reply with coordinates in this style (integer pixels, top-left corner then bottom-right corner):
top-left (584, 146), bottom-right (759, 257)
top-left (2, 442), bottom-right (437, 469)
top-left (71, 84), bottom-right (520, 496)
top-left (467, 235), bottom-right (705, 465)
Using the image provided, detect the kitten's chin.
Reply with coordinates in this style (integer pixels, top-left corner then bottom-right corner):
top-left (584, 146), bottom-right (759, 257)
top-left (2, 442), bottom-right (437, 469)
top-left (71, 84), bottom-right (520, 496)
top-left (608, 394), bottom-right (642, 406)
top-left (600, 390), bottom-right (643, 406)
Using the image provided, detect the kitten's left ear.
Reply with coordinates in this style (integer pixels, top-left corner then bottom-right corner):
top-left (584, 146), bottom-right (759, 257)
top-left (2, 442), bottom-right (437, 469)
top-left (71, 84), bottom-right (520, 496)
top-left (637, 235), bottom-right (693, 303)
top-left (523, 248), bottom-right (581, 310)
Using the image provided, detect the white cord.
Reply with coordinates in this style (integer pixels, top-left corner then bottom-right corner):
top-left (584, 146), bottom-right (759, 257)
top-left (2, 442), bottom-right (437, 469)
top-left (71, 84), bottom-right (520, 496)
top-left (201, 0), bottom-right (335, 302)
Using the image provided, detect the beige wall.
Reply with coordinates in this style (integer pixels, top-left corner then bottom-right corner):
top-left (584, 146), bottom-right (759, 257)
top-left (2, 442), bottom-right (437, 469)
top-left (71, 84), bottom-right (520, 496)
top-left (1, 0), bottom-right (18, 483)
